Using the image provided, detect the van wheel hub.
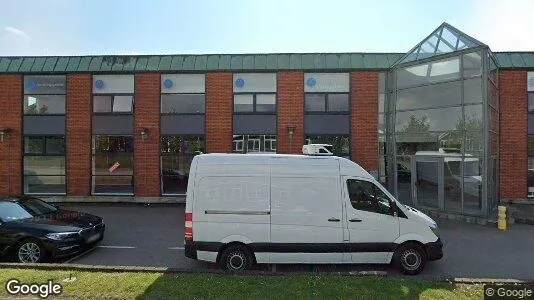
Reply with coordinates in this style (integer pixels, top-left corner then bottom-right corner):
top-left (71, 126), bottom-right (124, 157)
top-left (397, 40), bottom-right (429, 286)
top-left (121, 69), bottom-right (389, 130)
top-left (228, 252), bottom-right (245, 270)
top-left (401, 250), bottom-right (421, 270)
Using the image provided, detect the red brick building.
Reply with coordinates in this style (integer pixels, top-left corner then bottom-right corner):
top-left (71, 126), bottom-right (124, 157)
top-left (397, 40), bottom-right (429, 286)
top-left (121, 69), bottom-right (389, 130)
top-left (0, 23), bottom-right (533, 217)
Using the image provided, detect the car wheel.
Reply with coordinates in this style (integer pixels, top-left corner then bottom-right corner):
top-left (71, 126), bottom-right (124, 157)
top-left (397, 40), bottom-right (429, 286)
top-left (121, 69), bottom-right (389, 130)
top-left (219, 244), bottom-right (253, 271)
top-left (394, 243), bottom-right (426, 275)
top-left (16, 239), bottom-right (46, 264)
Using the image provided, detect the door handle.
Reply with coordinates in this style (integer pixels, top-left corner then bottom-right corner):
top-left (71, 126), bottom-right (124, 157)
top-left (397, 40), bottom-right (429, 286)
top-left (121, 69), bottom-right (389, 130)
top-left (328, 217), bottom-right (340, 222)
top-left (349, 218), bottom-right (362, 222)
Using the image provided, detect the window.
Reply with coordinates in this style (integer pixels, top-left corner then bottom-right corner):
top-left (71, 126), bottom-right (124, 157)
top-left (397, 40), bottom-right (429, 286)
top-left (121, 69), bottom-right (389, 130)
top-left (529, 93), bottom-right (534, 112)
top-left (233, 135), bottom-right (276, 153)
top-left (529, 91), bottom-right (534, 197)
top-left (346, 179), bottom-right (392, 215)
top-left (233, 94), bottom-right (276, 113)
top-left (24, 95), bottom-right (66, 115)
top-left (161, 136), bottom-right (204, 195)
top-left (305, 135), bottom-right (349, 158)
top-left (305, 93), bottom-right (349, 113)
top-left (23, 76), bottom-right (66, 115)
top-left (161, 94), bottom-right (205, 114)
top-left (93, 95), bottom-right (134, 113)
top-left (23, 136), bottom-right (66, 194)
top-left (92, 136), bottom-right (134, 195)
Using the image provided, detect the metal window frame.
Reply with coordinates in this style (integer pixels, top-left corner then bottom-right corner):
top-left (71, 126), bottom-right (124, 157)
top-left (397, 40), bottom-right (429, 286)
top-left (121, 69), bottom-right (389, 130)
top-left (232, 92), bottom-right (277, 114)
top-left (23, 94), bottom-right (67, 116)
top-left (304, 92), bottom-right (350, 114)
top-left (231, 134), bottom-right (277, 154)
top-left (159, 135), bottom-right (205, 196)
top-left (303, 134), bottom-right (351, 157)
top-left (22, 75), bottom-right (68, 196)
top-left (389, 47), bottom-right (492, 217)
top-left (91, 134), bottom-right (135, 196)
top-left (160, 93), bottom-right (206, 115)
top-left (92, 93), bottom-right (135, 115)
top-left (23, 135), bottom-right (66, 156)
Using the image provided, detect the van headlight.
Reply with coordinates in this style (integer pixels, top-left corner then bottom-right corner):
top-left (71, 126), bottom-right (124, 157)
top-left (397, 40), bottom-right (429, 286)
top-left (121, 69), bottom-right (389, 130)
top-left (430, 226), bottom-right (440, 238)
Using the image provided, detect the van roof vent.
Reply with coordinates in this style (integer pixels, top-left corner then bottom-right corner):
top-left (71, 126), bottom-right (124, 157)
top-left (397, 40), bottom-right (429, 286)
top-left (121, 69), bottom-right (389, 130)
top-left (302, 144), bottom-right (334, 156)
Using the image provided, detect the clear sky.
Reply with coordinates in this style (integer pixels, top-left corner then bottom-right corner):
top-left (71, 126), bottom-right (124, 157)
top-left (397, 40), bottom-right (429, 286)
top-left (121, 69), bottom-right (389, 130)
top-left (1, 0), bottom-right (533, 56)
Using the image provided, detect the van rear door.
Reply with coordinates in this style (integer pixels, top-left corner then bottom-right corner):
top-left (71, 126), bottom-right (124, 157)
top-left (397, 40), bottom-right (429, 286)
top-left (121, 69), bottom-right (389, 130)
top-left (342, 176), bottom-right (400, 264)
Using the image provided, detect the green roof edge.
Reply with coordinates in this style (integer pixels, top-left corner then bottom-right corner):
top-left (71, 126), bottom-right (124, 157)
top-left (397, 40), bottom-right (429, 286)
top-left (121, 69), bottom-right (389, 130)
top-left (0, 52), bottom-right (532, 73)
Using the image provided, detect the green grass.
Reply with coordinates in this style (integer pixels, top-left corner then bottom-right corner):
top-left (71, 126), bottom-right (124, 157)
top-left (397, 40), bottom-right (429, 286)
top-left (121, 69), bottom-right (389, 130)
top-left (0, 268), bottom-right (483, 300)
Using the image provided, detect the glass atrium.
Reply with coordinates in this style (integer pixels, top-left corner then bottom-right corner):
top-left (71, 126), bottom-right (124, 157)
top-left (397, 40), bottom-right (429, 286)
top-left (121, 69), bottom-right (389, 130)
top-left (383, 23), bottom-right (499, 217)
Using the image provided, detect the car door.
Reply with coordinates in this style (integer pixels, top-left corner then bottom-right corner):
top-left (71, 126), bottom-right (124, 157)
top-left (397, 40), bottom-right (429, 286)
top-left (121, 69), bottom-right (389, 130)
top-left (342, 176), bottom-right (400, 264)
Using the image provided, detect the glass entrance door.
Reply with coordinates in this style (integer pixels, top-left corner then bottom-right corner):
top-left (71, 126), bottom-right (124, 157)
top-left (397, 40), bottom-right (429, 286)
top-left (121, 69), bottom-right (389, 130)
top-left (412, 157), bottom-right (443, 210)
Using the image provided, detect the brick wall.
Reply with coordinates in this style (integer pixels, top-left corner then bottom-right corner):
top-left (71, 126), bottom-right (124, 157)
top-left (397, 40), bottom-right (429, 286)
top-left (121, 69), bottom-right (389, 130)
top-left (0, 75), bottom-right (21, 196)
top-left (205, 73), bottom-right (232, 153)
top-left (277, 72), bottom-right (304, 154)
top-left (66, 75), bottom-right (92, 196)
top-left (499, 70), bottom-right (527, 200)
top-left (351, 72), bottom-right (378, 172)
top-left (134, 73), bottom-right (161, 196)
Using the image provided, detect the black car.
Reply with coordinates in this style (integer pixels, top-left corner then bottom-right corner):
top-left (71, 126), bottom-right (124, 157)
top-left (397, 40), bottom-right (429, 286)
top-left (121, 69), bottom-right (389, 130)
top-left (0, 197), bottom-right (105, 263)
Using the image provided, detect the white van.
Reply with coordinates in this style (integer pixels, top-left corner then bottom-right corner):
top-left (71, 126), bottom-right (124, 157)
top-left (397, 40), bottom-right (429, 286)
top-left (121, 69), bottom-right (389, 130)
top-left (184, 152), bottom-right (442, 275)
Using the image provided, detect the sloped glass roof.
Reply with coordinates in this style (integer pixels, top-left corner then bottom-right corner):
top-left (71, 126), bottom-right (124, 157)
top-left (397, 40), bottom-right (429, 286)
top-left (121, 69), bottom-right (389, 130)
top-left (395, 23), bottom-right (486, 66)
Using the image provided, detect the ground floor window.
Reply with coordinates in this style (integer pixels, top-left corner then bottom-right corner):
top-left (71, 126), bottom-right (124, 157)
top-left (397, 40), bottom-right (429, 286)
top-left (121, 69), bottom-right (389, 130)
top-left (304, 135), bottom-right (350, 159)
top-left (529, 134), bottom-right (534, 198)
top-left (92, 135), bottom-right (134, 195)
top-left (161, 136), bottom-right (204, 195)
top-left (232, 135), bottom-right (276, 153)
top-left (23, 136), bottom-right (66, 195)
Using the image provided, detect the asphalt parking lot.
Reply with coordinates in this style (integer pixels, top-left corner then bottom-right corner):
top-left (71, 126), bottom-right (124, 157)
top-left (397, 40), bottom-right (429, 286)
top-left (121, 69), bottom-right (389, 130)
top-left (36, 204), bottom-right (534, 280)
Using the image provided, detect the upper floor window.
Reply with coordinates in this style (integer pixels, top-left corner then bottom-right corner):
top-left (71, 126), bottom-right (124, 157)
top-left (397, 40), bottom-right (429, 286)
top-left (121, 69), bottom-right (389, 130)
top-left (233, 73), bottom-right (276, 114)
top-left (92, 75), bottom-right (134, 114)
top-left (161, 74), bottom-right (205, 114)
top-left (304, 73), bottom-right (349, 114)
top-left (305, 93), bottom-right (349, 113)
top-left (234, 94), bottom-right (276, 113)
top-left (23, 76), bottom-right (66, 115)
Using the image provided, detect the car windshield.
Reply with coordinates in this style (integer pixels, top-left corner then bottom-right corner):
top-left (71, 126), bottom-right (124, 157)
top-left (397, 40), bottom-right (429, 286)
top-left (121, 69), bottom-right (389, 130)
top-left (0, 202), bottom-right (33, 221)
top-left (17, 197), bottom-right (58, 216)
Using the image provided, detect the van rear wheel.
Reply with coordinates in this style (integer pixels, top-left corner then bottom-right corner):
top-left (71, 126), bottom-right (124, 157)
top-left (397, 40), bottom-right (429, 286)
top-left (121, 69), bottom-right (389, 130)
top-left (219, 244), bottom-right (253, 271)
top-left (394, 243), bottom-right (426, 275)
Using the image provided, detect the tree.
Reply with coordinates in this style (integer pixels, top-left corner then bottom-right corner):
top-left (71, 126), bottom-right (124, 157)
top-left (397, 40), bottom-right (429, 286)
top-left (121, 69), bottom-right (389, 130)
top-left (401, 115), bottom-right (431, 133)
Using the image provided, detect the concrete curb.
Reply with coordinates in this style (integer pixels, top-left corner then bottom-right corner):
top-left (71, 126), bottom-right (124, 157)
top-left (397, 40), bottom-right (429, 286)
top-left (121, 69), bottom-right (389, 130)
top-left (0, 263), bottom-right (527, 283)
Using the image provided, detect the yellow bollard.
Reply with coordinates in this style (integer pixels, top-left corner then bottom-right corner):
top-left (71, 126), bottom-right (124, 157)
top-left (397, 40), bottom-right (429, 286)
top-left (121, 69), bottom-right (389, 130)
top-left (498, 205), bottom-right (507, 231)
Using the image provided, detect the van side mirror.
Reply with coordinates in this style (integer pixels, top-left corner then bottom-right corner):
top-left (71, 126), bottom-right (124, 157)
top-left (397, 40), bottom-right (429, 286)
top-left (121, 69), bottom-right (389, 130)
top-left (390, 201), bottom-right (398, 217)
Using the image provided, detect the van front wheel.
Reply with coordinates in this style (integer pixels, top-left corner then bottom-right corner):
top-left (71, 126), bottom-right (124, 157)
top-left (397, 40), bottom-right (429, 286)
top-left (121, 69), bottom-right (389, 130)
top-left (394, 243), bottom-right (426, 275)
top-left (219, 244), bottom-right (253, 271)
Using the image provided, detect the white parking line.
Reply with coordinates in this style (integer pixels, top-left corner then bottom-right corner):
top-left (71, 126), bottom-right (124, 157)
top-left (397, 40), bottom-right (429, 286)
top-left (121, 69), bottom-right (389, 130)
top-left (63, 246), bottom-right (98, 264)
top-left (97, 245), bottom-right (136, 249)
top-left (168, 247), bottom-right (185, 250)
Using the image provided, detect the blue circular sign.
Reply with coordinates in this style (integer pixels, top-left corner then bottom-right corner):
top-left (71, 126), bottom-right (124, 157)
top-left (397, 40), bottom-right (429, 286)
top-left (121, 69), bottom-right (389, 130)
top-left (163, 79), bottom-right (173, 89)
top-left (306, 77), bottom-right (317, 87)
top-left (25, 79), bottom-right (37, 91)
top-left (529, 76), bottom-right (534, 87)
top-left (235, 78), bottom-right (245, 88)
top-left (95, 80), bottom-right (104, 89)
